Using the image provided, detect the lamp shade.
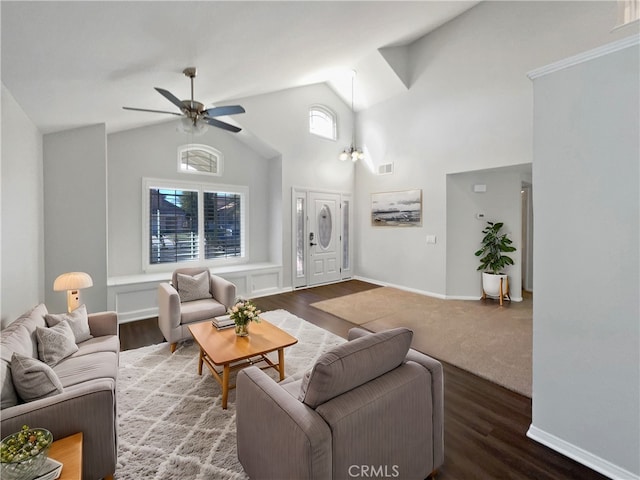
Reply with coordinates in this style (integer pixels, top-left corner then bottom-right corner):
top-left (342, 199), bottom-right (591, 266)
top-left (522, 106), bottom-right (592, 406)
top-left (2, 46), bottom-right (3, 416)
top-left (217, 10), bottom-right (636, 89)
top-left (53, 272), bottom-right (93, 291)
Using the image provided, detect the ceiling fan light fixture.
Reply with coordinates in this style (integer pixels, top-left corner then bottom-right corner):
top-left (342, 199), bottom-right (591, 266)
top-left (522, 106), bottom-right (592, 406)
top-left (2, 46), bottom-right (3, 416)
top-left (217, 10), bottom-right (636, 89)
top-left (178, 116), bottom-right (208, 136)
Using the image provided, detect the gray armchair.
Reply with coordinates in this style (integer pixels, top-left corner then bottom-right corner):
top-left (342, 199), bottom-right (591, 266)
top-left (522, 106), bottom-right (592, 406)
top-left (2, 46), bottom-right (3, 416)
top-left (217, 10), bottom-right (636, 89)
top-left (157, 267), bottom-right (236, 352)
top-left (236, 327), bottom-right (444, 480)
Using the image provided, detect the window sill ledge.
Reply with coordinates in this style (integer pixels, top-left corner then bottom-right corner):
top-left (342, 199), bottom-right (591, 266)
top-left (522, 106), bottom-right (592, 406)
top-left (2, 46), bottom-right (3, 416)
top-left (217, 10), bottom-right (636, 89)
top-left (107, 262), bottom-right (282, 287)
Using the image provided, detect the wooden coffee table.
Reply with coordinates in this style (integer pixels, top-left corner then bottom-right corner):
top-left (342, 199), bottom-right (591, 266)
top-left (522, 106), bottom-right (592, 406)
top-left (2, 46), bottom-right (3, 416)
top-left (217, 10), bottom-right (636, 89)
top-left (188, 320), bottom-right (298, 409)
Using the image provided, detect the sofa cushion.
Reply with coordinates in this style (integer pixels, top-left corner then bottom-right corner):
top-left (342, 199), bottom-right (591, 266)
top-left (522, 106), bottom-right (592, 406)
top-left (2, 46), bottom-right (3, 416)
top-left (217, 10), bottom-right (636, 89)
top-left (45, 304), bottom-right (93, 343)
top-left (0, 359), bottom-right (18, 409)
top-left (11, 352), bottom-right (64, 402)
top-left (13, 304), bottom-right (49, 358)
top-left (1, 322), bottom-right (39, 409)
top-left (53, 351), bottom-right (118, 388)
top-left (299, 327), bottom-right (413, 408)
top-left (180, 298), bottom-right (226, 324)
top-left (15, 303), bottom-right (49, 333)
top-left (72, 335), bottom-right (120, 357)
top-left (177, 271), bottom-right (213, 302)
top-left (280, 377), bottom-right (304, 399)
top-left (36, 321), bottom-right (79, 366)
top-left (1, 323), bottom-right (35, 360)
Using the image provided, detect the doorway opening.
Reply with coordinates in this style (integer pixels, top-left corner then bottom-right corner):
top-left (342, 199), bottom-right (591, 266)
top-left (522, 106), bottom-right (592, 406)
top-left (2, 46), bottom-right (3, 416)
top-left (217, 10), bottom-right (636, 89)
top-left (521, 182), bottom-right (533, 293)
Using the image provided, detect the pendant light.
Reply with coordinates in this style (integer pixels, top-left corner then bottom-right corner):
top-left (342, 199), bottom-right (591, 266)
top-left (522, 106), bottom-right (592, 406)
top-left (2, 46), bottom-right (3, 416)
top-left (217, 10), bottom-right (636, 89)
top-left (339, 70), bottom-right (364, 162)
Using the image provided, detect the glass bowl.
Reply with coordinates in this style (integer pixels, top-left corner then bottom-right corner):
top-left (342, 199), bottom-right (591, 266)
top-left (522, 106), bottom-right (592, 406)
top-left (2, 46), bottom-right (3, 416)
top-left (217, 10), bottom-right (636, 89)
top-left (0, 427), bottom-right (53, 480)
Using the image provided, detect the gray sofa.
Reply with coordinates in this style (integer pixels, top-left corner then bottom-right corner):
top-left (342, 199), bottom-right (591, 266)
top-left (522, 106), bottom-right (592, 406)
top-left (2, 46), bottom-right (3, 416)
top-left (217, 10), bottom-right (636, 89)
top-left (0, 303), bottom-right (119, 480)
top-left (236, 326), bottom-right (444, 480)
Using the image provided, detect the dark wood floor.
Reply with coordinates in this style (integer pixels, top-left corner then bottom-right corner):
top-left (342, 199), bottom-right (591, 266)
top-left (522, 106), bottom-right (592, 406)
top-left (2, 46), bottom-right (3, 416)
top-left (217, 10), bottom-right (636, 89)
top-left (119, 280), bottom-right (607, 480)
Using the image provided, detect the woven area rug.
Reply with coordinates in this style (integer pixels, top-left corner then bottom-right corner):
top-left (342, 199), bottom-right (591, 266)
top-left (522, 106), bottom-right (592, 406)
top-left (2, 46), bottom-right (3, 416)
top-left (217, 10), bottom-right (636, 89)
top-left (115, 310), bottom-right (345, 479)
top-left (311, 287), bottom-right (532, 397)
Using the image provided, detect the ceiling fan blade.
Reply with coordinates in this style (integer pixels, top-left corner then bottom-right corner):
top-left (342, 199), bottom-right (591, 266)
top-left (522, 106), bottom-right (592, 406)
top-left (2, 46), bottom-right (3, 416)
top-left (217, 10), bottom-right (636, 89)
top-left (122, 106), bottom-right (182, 116)
top-left (202, 117), bottom-right (242, 133)
top-left (204, 105), bottom-right (246, 117)
top-left (154, 87), bottom-right (186, 111)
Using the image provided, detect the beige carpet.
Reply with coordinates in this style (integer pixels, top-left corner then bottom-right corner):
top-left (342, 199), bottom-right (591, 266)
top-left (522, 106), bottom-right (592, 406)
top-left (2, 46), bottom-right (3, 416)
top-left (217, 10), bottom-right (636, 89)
top-left (311, 287), bottom-right (532, 397)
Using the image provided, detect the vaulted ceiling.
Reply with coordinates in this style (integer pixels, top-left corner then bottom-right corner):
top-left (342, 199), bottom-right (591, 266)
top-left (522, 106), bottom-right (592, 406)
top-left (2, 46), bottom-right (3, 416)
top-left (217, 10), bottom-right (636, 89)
top-left (1, 1), bottom-right (479, 134)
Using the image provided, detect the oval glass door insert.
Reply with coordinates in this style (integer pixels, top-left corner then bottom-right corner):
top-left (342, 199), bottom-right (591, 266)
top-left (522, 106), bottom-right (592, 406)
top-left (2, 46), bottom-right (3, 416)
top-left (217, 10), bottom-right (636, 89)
top-left (318, 204), bottom-right (332, 249)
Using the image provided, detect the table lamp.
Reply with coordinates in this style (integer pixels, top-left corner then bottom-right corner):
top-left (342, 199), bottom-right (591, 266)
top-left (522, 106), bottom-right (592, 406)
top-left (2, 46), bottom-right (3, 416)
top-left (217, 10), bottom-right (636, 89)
top-left (53, 272), bottom-right (93, 312)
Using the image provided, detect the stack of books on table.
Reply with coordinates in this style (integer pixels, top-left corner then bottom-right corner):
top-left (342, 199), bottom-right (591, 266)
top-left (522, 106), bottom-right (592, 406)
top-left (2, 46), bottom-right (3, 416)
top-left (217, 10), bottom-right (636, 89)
top-left (212, 314), bottom-right (234, 330)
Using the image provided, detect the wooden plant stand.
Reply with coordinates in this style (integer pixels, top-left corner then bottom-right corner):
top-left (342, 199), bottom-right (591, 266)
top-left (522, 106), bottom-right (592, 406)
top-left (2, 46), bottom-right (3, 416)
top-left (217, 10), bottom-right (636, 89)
top-left (482, 275), bottom-right (510, 306)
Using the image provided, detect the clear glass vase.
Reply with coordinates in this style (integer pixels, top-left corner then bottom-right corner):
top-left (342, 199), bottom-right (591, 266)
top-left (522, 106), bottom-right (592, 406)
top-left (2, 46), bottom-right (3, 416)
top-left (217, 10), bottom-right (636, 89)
top-left (235, 322), bottom-right (249, 337)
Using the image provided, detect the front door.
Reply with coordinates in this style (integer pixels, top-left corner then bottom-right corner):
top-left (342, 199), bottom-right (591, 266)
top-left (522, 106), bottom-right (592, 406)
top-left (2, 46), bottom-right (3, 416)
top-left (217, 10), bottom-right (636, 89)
top-left (308, 192), bottom-right (341, 285)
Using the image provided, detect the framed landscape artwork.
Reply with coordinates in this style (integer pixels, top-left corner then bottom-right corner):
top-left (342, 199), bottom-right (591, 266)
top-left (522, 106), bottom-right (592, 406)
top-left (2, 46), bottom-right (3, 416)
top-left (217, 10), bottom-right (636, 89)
top-left (371, 189), bottom-right (422, 227)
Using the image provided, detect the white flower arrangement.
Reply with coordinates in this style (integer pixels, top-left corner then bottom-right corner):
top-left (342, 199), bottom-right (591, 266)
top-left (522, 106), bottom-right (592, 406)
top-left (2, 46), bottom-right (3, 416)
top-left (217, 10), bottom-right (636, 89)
top-left (228, 299), bottom-right (262, 326)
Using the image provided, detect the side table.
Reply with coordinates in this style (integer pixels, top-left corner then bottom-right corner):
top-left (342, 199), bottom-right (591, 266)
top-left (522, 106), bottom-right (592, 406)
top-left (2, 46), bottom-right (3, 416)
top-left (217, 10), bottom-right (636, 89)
top-left (48, 432), bottom-right (82, 480)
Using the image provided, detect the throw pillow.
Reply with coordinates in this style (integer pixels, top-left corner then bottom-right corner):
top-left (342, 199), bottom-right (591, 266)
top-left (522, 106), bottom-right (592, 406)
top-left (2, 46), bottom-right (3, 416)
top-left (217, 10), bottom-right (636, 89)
top-left (177, 271), bottom-right (212, 302)
top-left (299, 327), bottom-right (413, 408)
top-left (45, 304), bottom-right (93, 343)
top-left (36, 320), bottom-right (78, 366)
top-left (1, 358), bottom-right (18, 408)
top-left (11, 352), bottom-right (64, 402)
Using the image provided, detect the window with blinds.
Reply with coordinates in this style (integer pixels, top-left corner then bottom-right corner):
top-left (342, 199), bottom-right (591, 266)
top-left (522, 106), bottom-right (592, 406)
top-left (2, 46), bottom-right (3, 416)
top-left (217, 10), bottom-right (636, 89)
top-left (149, 188), bottom-right (199, 264)
top-left (144, 179), bottom-right (246, 269)
top-left (203, 192), bottom-right (242, 259)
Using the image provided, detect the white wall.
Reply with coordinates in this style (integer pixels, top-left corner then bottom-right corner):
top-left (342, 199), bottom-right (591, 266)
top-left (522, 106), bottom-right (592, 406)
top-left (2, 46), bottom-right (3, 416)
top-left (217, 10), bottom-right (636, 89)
top-left (232, 83), bottom-right (355, 288)
top-left (529, 39), bottom-right (639, 478)
top-left (1, 84), bottom-right (44, 326)
top-left (107, 120), bottom-right (274, 277)
top-left (355, 0), bottom-right (633, 297)
top-left (446, 165), bottom-right (528, 299)
top-left (43, 124), bottom-right (108, 314)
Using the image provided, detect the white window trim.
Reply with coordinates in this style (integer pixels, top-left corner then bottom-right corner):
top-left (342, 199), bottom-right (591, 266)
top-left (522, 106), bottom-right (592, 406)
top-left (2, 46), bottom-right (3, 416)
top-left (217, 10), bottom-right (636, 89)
top-left (615, 0), bottom-right (639, 28)
top-left (142, 177), bottom-right (249, 272)
top-left (177, 143), bottom-right (224, 176)
top-left (309, 104), bottom-right (337, 141)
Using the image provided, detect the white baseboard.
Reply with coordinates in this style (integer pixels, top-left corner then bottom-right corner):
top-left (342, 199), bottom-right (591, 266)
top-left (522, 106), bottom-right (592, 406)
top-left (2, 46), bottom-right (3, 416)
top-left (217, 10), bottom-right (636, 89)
top-left (353, 276), bottom-right (447, 299)
top-left (352, 275), bottom-right (387, 287)
top-left (353, 276), bottom-right (525, 301)
top-left (250, 286), bottom-right (292, 298)
top-left (527, 425), bottom-right (639, 480)
top-left (446, 294), bottom-right (484, 301)
top-left (447, 294), bottom-right (524, 302)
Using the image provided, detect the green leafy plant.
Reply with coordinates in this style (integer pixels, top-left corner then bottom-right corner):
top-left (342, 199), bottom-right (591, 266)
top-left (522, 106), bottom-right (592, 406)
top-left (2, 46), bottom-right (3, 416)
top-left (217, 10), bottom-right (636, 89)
top-left (474, 221), bottom-right (516, 274)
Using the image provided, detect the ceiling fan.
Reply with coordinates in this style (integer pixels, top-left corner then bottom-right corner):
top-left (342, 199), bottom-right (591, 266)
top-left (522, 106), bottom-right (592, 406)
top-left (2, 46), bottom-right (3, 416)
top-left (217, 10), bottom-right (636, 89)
top-left (123, 67), bottom-right (245, 133)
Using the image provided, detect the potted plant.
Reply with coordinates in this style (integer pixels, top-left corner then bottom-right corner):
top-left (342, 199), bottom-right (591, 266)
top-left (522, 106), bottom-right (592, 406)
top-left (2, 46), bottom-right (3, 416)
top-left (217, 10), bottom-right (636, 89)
top-left (474, 221), bottom-right (516, 304)
top-left (228, 298), bottom-right (261, 337)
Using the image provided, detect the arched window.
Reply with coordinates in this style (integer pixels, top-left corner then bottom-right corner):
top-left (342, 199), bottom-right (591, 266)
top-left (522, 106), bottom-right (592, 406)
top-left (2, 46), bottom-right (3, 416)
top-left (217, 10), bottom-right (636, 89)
top-left (178, 144), bottom-right (223, 176)
top-left (309, 105), bottom-right (337, 140)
